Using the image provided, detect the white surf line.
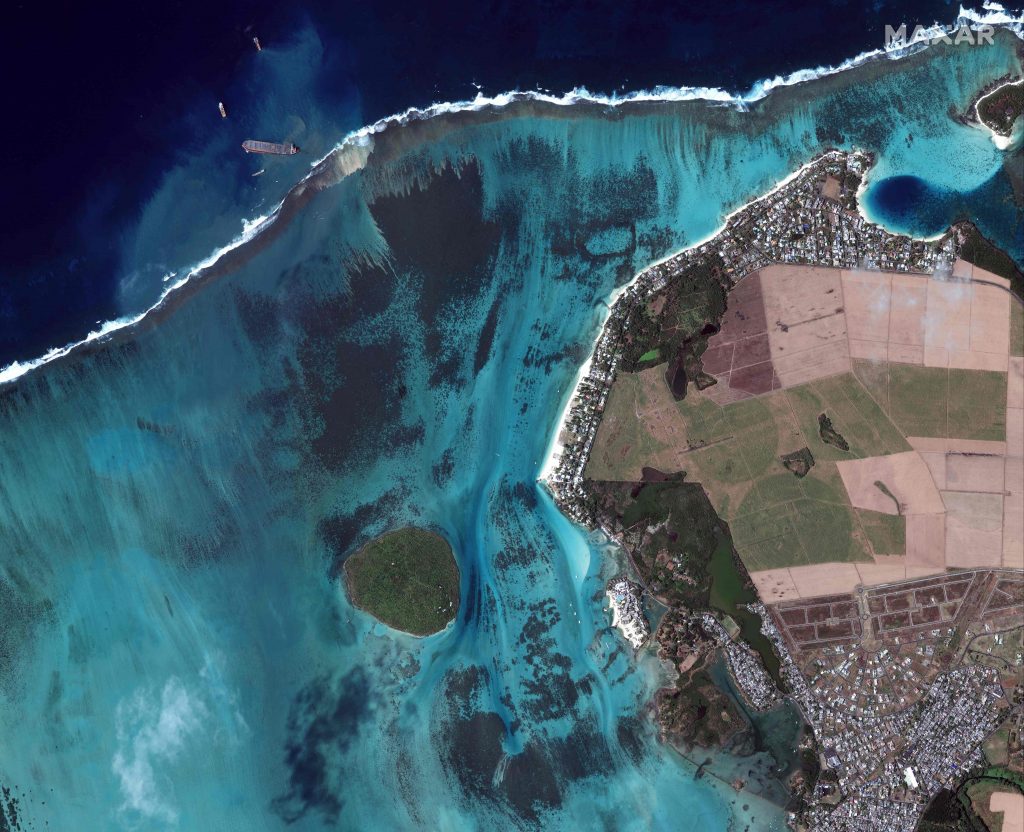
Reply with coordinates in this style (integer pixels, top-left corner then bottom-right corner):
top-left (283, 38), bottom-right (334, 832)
top-left (0, 210), bottom-right (277, 386)
top-left (305, 6), bottom-right (1023, 173)
top-left (537, 150), bottom-right (848, 484)
top-left (0, 139), bottom-right (376, 388)
top-left (2, 11), bottom-right (1021, 389)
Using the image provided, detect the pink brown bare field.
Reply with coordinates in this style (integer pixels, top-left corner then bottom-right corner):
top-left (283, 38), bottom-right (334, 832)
top-left (751, 557), bottom-right (966, 602)
top-left (843, 261), bottom-right (1011, 372)
top-left (587, 259), bottom-right (1022, 600)
top-left (702, 261), bottom-right (1013, 401)
top-left (836, 451), bottom-right (946, 515)
top-left (989, 792), bottom-right (1024, 832)
top-left (762, 265), bottom-right (851, 388)
top-left (710, 263), bottom-right (1021, 596)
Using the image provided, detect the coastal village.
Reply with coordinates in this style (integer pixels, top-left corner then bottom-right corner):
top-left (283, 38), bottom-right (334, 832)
top-left (545, 149), bottom-right (1024, 830)
top-left (755, 585), bottom-right (1016, 832)
top-left (605, 576), bottom-right (649, 649)
top-left (543, 149), bottom-right (956, 524)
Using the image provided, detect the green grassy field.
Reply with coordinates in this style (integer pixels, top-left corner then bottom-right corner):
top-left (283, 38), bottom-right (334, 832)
top-left (854, 360), bottom-right (1007, 441)
top-left (857, 509), bottom-right (906, 556)
top-left (587, 361), bottom-right (992, 571)
top-left (785, 373), bottom-right (910, 460)
top-left (677, 394), bottom-right (780, 483)
top-left (673, 374), bottom-right (908, 569)
top-left (984, 718), bottom-right (1013, 766)
top-left (889, 364), bottom-right (950, 438)
top-left (727, 469), bottom-right (875, 570)
top-left (585, 370), bottom-right (670, 480)
top-left (588, 368), bottom-right (914, 570)
top-left (344, 527), bottom-right (460, 636)
top-left (948, 369), bottom-right (1008, 439)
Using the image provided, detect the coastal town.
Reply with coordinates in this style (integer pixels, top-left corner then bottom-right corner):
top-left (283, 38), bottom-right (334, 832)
top-left (762, 570), bottom-right (1024, 829)
top-left (723, 637), bottom-right (783, 713)
top-left (541, 148), bottom-right (1024, 831)
top-left (542, 149), bottom-right (960, 524)
top-left (698, 611), bottom-right (783, 712)
top-left (755, 584), bottom-right (1017, 832)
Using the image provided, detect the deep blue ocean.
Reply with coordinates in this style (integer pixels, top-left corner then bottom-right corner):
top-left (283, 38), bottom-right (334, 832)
top-left (3, 0), bottom-right (1020, 369)
top-left (0, 4), bottom-right (1021, 831)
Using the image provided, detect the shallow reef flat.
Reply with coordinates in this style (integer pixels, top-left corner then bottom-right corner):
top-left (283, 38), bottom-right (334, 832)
top-left (0, 33), bottom-right (1019, 832)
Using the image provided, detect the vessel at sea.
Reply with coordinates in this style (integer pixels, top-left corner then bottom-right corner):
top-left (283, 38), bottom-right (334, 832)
top-left (242, 139), bottom-right (299, 155)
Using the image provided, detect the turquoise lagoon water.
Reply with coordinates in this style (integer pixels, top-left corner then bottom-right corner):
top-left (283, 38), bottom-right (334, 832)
top-left (0, 37), bottom-right (1021, 831)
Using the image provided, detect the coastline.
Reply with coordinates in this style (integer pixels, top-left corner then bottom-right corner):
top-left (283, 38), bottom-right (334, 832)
top-left (0, 11), bottom-right (1020, 391)
top-left (537, 145), bottom-right (995, 525)
top-left (536, 150), bottom-right (857, 488)
top-left (342, 526), bottom-right (461, 638)
top-left (535, 145), bottom-right (1024, 826)
top-left (971, 75), bottom-right (1024, 148)
top-left (537, 355), bottom-right (594, 482)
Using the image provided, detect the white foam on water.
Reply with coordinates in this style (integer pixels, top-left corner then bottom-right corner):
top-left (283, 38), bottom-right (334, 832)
top-left (0, 211), bottom-right (274, 386)
top-left (2, 10), bottom-right (1020, 389)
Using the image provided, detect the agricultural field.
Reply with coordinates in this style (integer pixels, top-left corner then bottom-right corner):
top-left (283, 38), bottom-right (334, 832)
top-left (857, 510), bottom-right (906, 555)
top-left (965, 779), bottom-right (1015, 832)
top-left (1013, 302), bottom-right (1024, 358)
top-left (783, 373), bottom-right (910, 460)
top-left (587, 263), bottom-right (1021, 597)
top-left (587, 367), bottom-right (917, 572)
top-left (853, 360), bottom-right (1007, 441)
top-left (584, 367), bottom-right (672, 480)
top-left (984, 714), bottom-right (1024, 770)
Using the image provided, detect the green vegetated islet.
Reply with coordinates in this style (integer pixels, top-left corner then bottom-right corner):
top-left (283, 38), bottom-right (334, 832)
top-left (344, 527), bottom-right (460, 636)
top-left (977, 80), bottom-right (1024, 135)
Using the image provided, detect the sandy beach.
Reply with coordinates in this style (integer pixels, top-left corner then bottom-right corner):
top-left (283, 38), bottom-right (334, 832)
top-left (537, 151), bottom-right (851, 487)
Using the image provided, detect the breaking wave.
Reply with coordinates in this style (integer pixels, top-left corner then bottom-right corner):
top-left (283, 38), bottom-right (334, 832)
top-left (1, 5), bottom-right (1020, 389)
